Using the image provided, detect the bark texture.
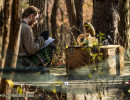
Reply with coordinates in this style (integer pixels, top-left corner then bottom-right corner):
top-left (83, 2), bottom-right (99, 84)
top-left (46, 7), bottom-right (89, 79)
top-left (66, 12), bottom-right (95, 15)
top-left (93, 0), bottom-right (119, 44)
top-left (65, 0), bottom-right (84, 45)
top-left (0, 1), bottom-right (22, 100)
top-left (51, 0), bottom-right (59, 40)
top-left (118, 0), bottom-right (130, 48)
top-left (5, 0), bottom-right (22, 68)
top-left (93, 0), bottom-right (130, 48)
top-left (0, 0), bottom-right (13, 68)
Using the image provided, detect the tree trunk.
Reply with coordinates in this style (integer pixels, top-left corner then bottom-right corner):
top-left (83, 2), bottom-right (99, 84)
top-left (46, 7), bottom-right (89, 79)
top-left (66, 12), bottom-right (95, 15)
top-left (0, 1), bottom-right (22, 100)
top-left (0, 0), bottom-right (13, 100)
top-left (5, 0), bottom-right (22, 69)
top-left (0, 0), bottom-right (13, 97)
top-left (65, 0), bottom-right (77, 45)
top-left (118, 0), bottom-right (130, 48)
top-left (65, 0), bottom-right (84, 45)
top-left (0, 0), bottom-right (4, 96)
top-left (0, 0), bottom-right (4, 69)
top-left (74, 0), bottom-right (84, 33)
top-left (93, 0), bottom-right (119, 44)
top-left (93, 0), bottom-right (130, 48)
top-left (51, 0), bottom-right (59, 40)
top-left (0, 0), bottom-right (13, 68)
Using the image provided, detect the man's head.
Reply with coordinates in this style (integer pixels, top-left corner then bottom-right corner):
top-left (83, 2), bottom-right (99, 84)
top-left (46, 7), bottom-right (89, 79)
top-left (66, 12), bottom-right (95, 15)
top-left (22, 6), bottom-right (39, 27)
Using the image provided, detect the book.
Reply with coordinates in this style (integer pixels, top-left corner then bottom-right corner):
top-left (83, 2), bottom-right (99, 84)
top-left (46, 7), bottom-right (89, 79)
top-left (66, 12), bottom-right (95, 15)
top-left (42, 37), bottom-right (55, 49)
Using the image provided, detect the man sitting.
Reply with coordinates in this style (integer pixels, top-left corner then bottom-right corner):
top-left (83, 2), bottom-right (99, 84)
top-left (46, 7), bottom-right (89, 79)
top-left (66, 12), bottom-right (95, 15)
top-left (17, 6), bottom-right (52, 73)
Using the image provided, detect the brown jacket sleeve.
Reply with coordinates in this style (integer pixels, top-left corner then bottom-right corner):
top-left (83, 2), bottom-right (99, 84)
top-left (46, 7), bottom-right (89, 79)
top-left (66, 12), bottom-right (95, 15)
top-left (20, 23), bottom-right (45, 56)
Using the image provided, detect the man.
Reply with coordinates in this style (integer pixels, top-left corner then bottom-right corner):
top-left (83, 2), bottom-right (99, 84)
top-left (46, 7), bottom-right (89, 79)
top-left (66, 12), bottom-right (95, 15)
top-left (19, 6), bottom-right (45, 56)
top-left (18, 6), bottom-right (48, 69)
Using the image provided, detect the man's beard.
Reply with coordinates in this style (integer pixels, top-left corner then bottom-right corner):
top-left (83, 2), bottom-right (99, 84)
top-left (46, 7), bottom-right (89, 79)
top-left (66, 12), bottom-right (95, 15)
top-left (28, 20), bottom-right (34, 27)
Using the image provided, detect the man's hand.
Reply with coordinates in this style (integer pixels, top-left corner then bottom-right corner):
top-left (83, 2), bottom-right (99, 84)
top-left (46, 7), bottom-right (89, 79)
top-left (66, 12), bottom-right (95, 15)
top-left (40, 31), bottom-right (49, 41)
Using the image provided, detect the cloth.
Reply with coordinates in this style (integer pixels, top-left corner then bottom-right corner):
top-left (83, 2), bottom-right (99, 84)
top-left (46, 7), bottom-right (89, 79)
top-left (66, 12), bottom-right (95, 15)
top-left (40, 30), bottom-right (49, 41)
top-left (28, 43), bottom-right (55, 67)
top-left (19, 23), bottom-right (45, 56)
top-left (17, 43), bottom-right (54, 73)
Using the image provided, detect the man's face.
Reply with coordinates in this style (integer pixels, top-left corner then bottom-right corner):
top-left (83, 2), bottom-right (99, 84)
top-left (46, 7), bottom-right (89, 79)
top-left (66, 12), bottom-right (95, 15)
top-left (28, 13), bottom-right (39, 27)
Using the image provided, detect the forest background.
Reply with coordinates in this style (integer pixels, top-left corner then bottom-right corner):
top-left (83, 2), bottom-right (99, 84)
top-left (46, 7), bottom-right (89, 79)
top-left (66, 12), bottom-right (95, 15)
top-left (0, 0), bottom-right (129, 99)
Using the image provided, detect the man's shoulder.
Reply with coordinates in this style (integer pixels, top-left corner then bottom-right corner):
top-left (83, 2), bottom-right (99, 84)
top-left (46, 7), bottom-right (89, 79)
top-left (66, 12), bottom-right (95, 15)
top-left (21, 23), bottom-right (31, 30)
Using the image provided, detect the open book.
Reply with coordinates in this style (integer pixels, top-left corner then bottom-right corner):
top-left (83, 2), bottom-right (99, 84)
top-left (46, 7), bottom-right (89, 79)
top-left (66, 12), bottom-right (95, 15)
top-left (42, 37), bottom-right (55, 49)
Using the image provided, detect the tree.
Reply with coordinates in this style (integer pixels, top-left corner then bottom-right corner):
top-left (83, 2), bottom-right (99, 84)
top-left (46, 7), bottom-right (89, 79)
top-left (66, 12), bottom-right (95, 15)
top-left (0, 2), bottom-right (13, 97)
top-left (65, 0), bottom-right (84, 45)
top-left (0, 0), bottom-right (22, 100)
top-left (0, 0), bottom-right (13, 70)
top-left (51, 0), bottom-right (59, 41)
top-left (118, 0), bottom-right (130, 48)
top-left (74, 0), bottom-right (84, 33)
top-left (93, 0), bottom-right (119, 44)
top-left (93, 0), bottom-right (130, 47)
top-left (0, 0), bottom-right (4, 69)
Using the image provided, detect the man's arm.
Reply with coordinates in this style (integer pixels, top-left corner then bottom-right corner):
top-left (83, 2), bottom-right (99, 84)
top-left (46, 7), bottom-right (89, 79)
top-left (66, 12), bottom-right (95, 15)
top-left (22, 25), bottom-right (45, 55)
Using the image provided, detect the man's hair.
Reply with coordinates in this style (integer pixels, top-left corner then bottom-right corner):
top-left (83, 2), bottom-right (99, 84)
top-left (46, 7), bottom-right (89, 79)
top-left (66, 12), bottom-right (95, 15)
top-left (22, 6), bottom-right (39, 18)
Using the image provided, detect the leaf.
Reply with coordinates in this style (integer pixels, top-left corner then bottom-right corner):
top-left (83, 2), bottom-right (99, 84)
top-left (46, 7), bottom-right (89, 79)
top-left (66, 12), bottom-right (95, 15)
top-left (99, 71), bottom-right (103, 75)
top-left (86, 48), bottom-right (91, 52)
top-left (88, 73), bottom-right (93, 78)
top-left (96, 34), bottom-right (99, 37)
top-left (93, 53), bottom-right (98, 60)
top-left (5, 79), bottom-right (14, 88)
top-left (82, 47), bottom-right (86, 50)
top-left (85, 24), bottom-right (89, 27)
top-left (92, 41), bottom-right (96, 44)
top-left (99, 94), bottom-right (102, 99)
top-left (52, 88), bottom-right (56, 94)
top-left (99, 53), bottom-right (103, 56)
top-left (17, 86), bottom-right (23, 95)
top-left (51, 86), bottom-right (56, 94)
top-left (102, 37), bottom-right (106, 39)
top-left (121, 92), bottom-right (125, 96)
top-left (99, 32), bottom-right (105, 36)
top-left (93, 44), bottom-right (99, 46)
top-left (99, 43), bottom-right (103, 46)
top-left (74, 41), bottom-right (77, 46)
top-left (128, 89), bottom-right (130, 93)
top-left (98, 56), bottom-right (102, 61)
top-left (100, 37), bottom-right (103, 40)
top-left (94, 67), bottom-right (97, 71)
top-left (90, 59), bottom-right (93, 61)
top-left (98, 67), bottom-right (102, 70)
top-left (66, 45), bottom-right (68, 48)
